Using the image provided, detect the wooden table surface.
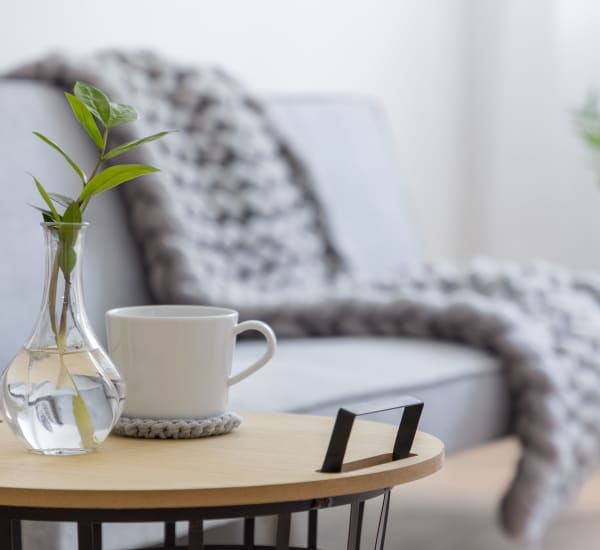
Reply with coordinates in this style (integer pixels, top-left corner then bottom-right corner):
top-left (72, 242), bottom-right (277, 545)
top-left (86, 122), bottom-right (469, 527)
top-left (0, 412), bottom-right (443, 510)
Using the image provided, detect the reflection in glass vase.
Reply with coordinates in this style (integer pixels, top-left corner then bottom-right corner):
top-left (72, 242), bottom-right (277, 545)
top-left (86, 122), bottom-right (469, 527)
top-left (0, 223), bottom-right (125, 455)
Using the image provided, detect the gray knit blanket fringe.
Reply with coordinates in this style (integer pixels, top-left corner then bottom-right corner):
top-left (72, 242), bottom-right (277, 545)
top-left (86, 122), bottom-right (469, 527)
top-left (8, 50), bottom-right (600, 542)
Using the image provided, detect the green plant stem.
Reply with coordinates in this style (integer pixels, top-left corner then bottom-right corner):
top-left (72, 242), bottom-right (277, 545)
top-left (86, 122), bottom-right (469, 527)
top-left (51, 234), bottom-right (95, 447)
top-left (53, 265), bottom-right (70, 390)
top-left (57, 273), bottom-right (71, 353)
top-left (92, 128), bottom-right (108, 176)
top-left (48, 244), bottom-right (60, 339)
top-left (81, 128), bottom-right (108, 213)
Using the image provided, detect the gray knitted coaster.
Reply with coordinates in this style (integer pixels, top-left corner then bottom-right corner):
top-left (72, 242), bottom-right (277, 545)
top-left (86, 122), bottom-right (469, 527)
top-left (112, 412), bottom-right (242, 439)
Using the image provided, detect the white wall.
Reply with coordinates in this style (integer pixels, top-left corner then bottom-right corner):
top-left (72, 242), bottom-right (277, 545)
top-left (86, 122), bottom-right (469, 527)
top-left (6, 1), bottom-right (599, 269)
top-left (463, 0), bottom-right (600, 270)
top-left (0, 0), bottom-right (468, 258)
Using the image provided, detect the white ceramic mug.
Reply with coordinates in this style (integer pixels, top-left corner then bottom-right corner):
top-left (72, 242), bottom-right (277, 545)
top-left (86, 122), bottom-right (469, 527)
top-left (105, 305), bottom-right (276, 419)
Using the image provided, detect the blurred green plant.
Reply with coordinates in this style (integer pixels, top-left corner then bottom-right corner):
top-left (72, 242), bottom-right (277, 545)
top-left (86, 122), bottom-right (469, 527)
top-left (574, 92), bottom-right (600, 152)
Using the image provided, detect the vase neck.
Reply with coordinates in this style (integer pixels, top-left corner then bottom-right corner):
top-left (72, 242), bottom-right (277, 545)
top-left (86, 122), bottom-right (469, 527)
top-left (27, 223), bottom-right (97, 352)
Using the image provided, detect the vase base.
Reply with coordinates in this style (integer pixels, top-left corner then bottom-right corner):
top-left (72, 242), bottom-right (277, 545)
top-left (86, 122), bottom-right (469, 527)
top-left (30, 448), bottom-right (96, 456)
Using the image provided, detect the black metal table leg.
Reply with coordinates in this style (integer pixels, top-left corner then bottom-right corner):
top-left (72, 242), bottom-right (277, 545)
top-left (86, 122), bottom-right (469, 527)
top-left (93, 523), bottom-right (102, 550)
top-left (244, 517), bottom-right (255, 549)
top-left (347, 500), bottom-right (365, 550)
top-left (189, 519), bottom-right (204, 549)
top-left (165, 521), bottom-right (176, 547)
top-left (0, 518), bottom-right (13, 550)
top-left (276, 513), bottom-right (291, 550)
top-left (375, 489), bottom-right (392, 550)
top-left (78, 521), bottom-right (96, 550)
top-left (307, 509), bottom-right (318, 549)
top-left (11, 520), bottom-right (21, 550)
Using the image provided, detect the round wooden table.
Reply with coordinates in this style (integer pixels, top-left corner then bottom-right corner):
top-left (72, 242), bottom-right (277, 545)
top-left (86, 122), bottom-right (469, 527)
top-left (0, 412), bottom-right (443, 550)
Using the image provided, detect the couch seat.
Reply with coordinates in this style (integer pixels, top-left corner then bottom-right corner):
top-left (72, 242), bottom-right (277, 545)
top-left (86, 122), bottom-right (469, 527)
top-left (231, 337), bottom-right (510, 453)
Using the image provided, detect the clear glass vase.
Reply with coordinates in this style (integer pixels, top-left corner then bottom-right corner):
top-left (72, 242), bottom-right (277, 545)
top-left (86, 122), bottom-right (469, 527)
top-left (0, 222), bottom-right (126, 455)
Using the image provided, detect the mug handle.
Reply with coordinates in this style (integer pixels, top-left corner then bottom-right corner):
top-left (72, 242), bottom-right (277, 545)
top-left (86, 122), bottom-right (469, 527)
top-left (228, 320), bottom-right (277, 386)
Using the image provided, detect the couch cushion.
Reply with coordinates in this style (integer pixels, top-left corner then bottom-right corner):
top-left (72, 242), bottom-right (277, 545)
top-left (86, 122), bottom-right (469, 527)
top-left (230, 337), bottom-right (510, 453)
top-left (266, 96), bottom-right (421, 279)
top-left (0, 79), bottom-right (150, 361)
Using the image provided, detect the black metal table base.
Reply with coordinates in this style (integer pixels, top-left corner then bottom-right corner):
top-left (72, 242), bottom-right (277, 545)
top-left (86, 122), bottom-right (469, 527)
top-left (0, 488), bottom-right (392, 550)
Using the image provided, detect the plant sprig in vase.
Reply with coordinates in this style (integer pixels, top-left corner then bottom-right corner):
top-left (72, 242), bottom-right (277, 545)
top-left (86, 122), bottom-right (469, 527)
top-left (20, 81), bottom-right (172, 451)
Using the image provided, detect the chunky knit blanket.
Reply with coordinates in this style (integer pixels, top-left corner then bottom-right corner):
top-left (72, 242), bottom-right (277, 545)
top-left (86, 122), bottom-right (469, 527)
top-left (8, 51), bottom-right (600, 541)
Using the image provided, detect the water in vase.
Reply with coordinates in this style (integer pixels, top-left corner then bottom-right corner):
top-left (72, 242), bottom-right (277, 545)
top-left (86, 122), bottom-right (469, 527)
top-left (0, 347), bottom-right (125, 455)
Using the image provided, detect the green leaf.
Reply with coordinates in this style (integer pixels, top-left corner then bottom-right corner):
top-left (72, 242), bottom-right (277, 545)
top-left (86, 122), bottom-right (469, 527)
top-left (72, 393), bottom-right (95, 448)
top-left (48, 193), bottom-right (75, 208)
top-left (107, 102), bottom-right (137, 128)
top-left (65, 93), bottom-right (104, 151)
top-left (32, 132), bottom-right (86, 184)
top-left (74, 81), bottom-right (111, 126)
top-left (59, 243), bottom-right (77, 275)
top-left (79, 164), bottom-right (159, 202)
top-left (58, 202), bottom-right (83, 256)
top-left (104, 131), bottom-right (173, 160)
top-left (28, 203), bottom-right (54, 222)
top-left (28, 203), bottom-right (51, 214)
top-left (31, 175), bottom-right (60, 221)
top-left (62, 201), bottom-right (82, 224)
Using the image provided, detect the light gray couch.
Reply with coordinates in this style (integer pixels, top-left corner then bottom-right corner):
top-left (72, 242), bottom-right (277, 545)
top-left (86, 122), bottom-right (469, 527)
top-left (0, 80), bottom-right (511, 549)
